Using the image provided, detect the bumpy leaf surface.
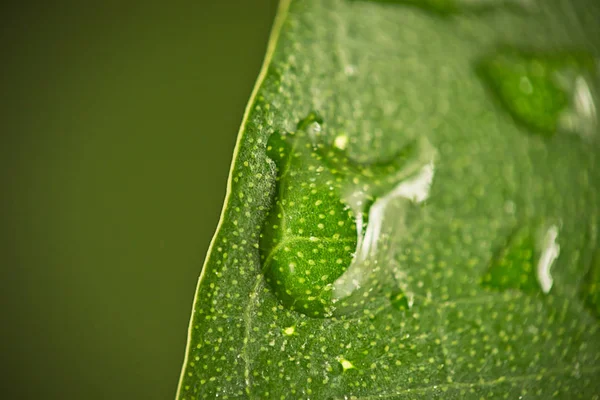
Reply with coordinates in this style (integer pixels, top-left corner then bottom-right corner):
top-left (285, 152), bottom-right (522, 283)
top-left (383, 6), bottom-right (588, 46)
top-left (177, 0), bottom-right (600, 398)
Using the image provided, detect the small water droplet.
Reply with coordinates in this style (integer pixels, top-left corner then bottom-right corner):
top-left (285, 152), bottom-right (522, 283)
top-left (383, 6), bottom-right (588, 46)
top-left (296, 111), bottom-right (323, 140)
top-left (481, 223), bottom-right (560, 294)
top-left (477, 49), bottom-right (597, 137)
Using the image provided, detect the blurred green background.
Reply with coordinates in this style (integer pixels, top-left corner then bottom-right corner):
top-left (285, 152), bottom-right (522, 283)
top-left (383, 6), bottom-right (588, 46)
top-left (0, 1), bottom-right (277, 398)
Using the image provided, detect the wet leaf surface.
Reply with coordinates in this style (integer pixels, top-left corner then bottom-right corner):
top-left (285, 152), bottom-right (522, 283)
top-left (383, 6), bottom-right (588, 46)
top-left (178, 0), bottom-right (600, 398)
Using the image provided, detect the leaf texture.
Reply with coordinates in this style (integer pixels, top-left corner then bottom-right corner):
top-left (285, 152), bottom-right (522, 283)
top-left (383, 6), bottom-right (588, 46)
top-left (177, 0), bottom-right (600, 398)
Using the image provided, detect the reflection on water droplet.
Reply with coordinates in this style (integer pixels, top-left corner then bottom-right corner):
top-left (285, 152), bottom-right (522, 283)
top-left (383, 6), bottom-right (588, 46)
top-left (560, 76), bottom-right (598, 139)
top-left (536, 225), bottom-right (560, 293)
top-left (360, 163), bottom-right (434, 262)
top-left (481, 223), bottom-right (560, 294)
top-left (478, 49), bottom-right (597, 137)
top-left (333, 159), bottom-right (435, 302)
top-left (574, 77), bottom-right (596, 120)
top-left (260, 112), bottom-right (436, 317)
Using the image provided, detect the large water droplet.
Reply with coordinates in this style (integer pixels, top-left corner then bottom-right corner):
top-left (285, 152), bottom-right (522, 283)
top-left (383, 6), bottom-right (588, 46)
top-left (260, 129), bottom-right (356, 318)
top-left (260, 112), bottom-right (435, 317)
top-left (481, 223), bottom-right (560, 294)
top-left (477, 49), bottom-right (597, 137)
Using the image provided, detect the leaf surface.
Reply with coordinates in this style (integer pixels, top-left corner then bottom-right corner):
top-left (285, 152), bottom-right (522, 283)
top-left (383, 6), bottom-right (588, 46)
top-left (177, 0), bottom-right (600, 398)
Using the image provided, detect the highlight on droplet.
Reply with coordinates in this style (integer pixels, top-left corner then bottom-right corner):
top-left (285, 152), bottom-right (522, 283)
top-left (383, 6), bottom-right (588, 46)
top-left (481, 222), bottom-right (561, 295)
top-left (536, 225), bottom-right (560, 293)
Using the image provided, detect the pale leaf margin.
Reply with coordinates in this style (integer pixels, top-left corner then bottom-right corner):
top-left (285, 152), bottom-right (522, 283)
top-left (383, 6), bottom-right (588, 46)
top-left (175, 0), bottom-right (292, 398)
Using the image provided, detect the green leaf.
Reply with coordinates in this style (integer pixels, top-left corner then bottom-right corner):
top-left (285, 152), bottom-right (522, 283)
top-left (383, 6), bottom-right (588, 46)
top-left (177, 0), bottom-right (600, 398)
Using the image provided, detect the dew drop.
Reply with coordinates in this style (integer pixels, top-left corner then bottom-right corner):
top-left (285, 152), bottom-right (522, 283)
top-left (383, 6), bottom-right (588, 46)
top-left (477, 49), bottom-right (597, 137)
top-left (261, 112), bottom-right (436, 317)
top-left (260, 127), bottom-right (356, 318)
top-left (481, 223), bottom-right (560, 294)
top-left (296, 111), bottom-right (323, 140)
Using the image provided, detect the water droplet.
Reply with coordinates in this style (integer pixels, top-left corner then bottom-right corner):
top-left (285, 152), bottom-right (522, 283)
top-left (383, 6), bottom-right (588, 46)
top-left (296, 111), bottom-right (323, 140)
top-left (481, 223), bottom-right (560, 294)
top-left (261, 112), bottom-right (436, 317)
top-left (477, 49), bottom-right (597, 137)
top-left (260, 128), bottom-right (356, 317)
